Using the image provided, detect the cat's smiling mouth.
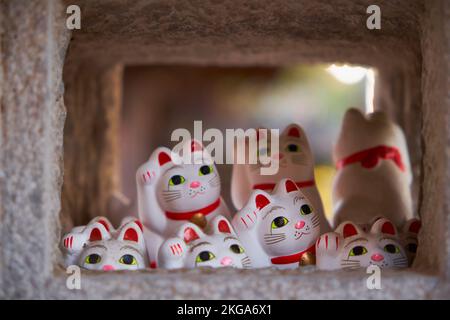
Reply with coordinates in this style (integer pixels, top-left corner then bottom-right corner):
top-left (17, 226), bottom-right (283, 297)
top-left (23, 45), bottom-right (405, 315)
top-left (190, 191), bottom-right (206, 198)
top-left (295, 232), bottom-right (310, 240)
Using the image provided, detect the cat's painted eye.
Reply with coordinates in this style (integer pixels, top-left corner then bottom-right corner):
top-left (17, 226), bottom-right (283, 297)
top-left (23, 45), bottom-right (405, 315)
top-left (300, 204), bottom-right (313, 215)
top-left (195, 251), bottom-right (216, 263)
top-left (199, 165), bottom-right (213, 176)
top-left (407, 243), bottom-right (417, 253)
top-left (84, 253), bottom-right (101, 264)
top-left (119, 254), bottom-right (137, 265)
top-left (384, 244), bottom-right (400, 254)
top-left (285, 143), bottom-right (300, 152)
top-left (349, 246), bottom-right (368, 256)
top-left (230, 244), bottom-right (245, 254)
top-left (271, 216), bottom-right (289, 229)
top-left (169, 175), bottom-right (186, 186)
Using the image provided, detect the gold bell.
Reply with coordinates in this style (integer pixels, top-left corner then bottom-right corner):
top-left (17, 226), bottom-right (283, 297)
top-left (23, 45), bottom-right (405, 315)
top-left (299, 252), bottom-right (316, 267)
top-left (190, 213), bottom-right (207, 229)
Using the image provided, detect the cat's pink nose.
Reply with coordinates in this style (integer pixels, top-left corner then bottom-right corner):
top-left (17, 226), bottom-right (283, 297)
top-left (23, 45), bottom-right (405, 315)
top-left (190, 181), bottom-right (201, 188)
top-left (272, 153), bottom-right (284, 160)
top-left (220, 257), bottom-right (233, 266)
top-left (371, 254), bottom-right (384, 262)
top-left (295, 221), bottom-right (305, 229)
top-left (102, 265), bottom-right (115, 271)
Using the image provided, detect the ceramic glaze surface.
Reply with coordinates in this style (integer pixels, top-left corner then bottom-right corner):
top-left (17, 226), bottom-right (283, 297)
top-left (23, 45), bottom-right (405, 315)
top-left (231, 179), bottom-right (321, 269)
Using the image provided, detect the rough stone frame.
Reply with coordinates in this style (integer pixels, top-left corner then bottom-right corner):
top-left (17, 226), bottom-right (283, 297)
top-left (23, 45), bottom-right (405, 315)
top-left (0, 0), bottom-right (449, 299)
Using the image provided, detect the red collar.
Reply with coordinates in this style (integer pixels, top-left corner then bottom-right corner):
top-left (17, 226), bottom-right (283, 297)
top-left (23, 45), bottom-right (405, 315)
top-left (165, 198), bottom-right (221, 221)
top-left (336, 145), bottom-right (405, 172)
top-left (253, 180), bottom-right (315, 191)
top-left (270, 245), bottom-right (316, 265)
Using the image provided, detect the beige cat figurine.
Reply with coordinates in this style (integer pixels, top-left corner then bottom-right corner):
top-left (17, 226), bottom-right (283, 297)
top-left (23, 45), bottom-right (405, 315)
top-left (332, 108), bottom-right (414, 228)
top-left (231, 124), bottom-right (330, 232)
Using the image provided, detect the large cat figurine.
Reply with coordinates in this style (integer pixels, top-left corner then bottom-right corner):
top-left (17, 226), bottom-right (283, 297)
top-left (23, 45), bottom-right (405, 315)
top-left (61, 218), bottom-right (148, 271)
top-left (158, 215), bottom-right (251, 269)
top-left (231, 179), bottom-right (321, 269)
top-left (332, 108), bottom-right (414, 228)
top-left (136, 139), bottom-right (231, 259)
top-left (231, 124), bottom-right (330, 232)
top-left (316, 217), bottom-right (408, 270)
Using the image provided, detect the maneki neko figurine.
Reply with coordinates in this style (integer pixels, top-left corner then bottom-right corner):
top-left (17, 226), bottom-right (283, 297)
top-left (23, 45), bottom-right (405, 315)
top-left (316, 217), bottom-right (409, 270)
top-left (136, 139), bottom-right (231, 260)
top-left (61, 217), bottom-right (148, 271)
top-left (332, 108), bottom-right (415, 228)
top-left (158, 215), bottom-right (251, 269)
top-left (400, 218), bottom-right (421, 265)
top-left (231, 179), bottom-right (321, 269)
top-left (231, 124), bottom-right (330, 232)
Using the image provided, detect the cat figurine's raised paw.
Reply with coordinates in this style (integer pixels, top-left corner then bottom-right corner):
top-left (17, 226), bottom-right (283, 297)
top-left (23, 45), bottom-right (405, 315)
top-left (231, 178), bottom-right (321, 269)
top-left (158, 215), bottom-right (251, 269)
top-left (137, 139), bottom-right (231, 260)
top-left (316, 217), bottom-right (408, 270)
top-left (332, 108), bottom-right (414, 228)
top-left (231, 124), bottom-right (330, 232)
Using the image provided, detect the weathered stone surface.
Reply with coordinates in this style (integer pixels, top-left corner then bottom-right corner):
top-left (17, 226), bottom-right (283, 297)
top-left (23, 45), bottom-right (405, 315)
top-left (0, 0), bottom-right (71, 298)
top-left (0, 0), bottom-right (449, 299)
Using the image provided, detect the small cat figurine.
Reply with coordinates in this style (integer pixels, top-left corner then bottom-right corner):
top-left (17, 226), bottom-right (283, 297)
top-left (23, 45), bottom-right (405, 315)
top-left (400, 218), bottom-right (421, 265)
top-left (316, 217), bottom-right (408, 270)
top-left (61, 217), bottom-right (148, 271)
top-left (158, 215), bottom-right (251, 269)
top-left (231, 178), bottom-right (321, 269)
top-left (136, 139), bottom-right (231, 259)
top-left (231, 124), bottom-right (330, 232)
top-left (332, 108), bottom-right (414, 228)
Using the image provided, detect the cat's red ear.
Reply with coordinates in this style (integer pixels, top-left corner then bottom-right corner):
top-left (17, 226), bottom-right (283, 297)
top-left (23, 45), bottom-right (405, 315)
top-left (133, 219), bottom-right (144, 232)
top-left (255, 194), bottom-right (271, 210)
top-left (342, 223), bottom-right (359, 238)
top-left (381, 221), bottom-right (396, 235)
top-left (408, 220), bottom-right (421, 234)
top-left (123, 228), bottom-right (139, 242)
top-left (218, 219), bottom-right (232, 234)
top-left (183, 227), bottom-right (200, 244)
top-left (158, 151), bottom-right (172, 166)
top-left (89, 228), bottom-right (103, 241)
top-left (285, 179), bottom-right (298, 193)
top-left (288, 127), bottom-right (301, 138)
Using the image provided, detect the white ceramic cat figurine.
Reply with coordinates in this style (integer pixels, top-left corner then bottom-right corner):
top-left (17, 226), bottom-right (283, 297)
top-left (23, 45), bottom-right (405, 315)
top-left (332, 108), bottom-right (414, 228)
top-left (62, 218), bottom-right (148, 271)
top-left (136, 140), bottom-right (230, 245)
top-left (400, 218), bottom-right (421, 265)
top-left (231, 178), bottom-right (321, 269)
top-left (316, 217), bottom-right (408, 270)
top-left (158, 215), bottom-right (251, 269)
top-left (231, 124), bottom-right (330, 232)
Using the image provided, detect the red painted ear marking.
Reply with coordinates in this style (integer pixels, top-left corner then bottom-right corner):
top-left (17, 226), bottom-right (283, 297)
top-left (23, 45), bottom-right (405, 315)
top-left (288, 127), bottom-right (300, 138)
top-left (184, 227), bottom-right (200, 244)
top-left (134, 220), bottom-right (144, 232)
top-left (343, 224), bottom-right (358, 238)
top-left (381, 221), bottom-right (396, 235)
top-left (409, 220), bottom-right (421, 234)
top-left (89, 228), bottom-right (103, 241)
top-left (158, 152), bottom-right (172, 166)
top-left (191, 141), bottom-right (203, 152)
top-left (255, 194), bottom-right (271, 210)
top-left (218, 220), bottom-right (231, 233)
top-left (124, 228), bottom-right (139, 242)
top-left (97, 219), bottom-right (110, 231)
top-left (285, 180), bottom-right (298, 193)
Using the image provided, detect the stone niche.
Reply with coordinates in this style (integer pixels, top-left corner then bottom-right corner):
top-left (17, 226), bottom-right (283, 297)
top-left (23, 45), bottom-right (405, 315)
top-left (0, 0), bottom-right (449, 299)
